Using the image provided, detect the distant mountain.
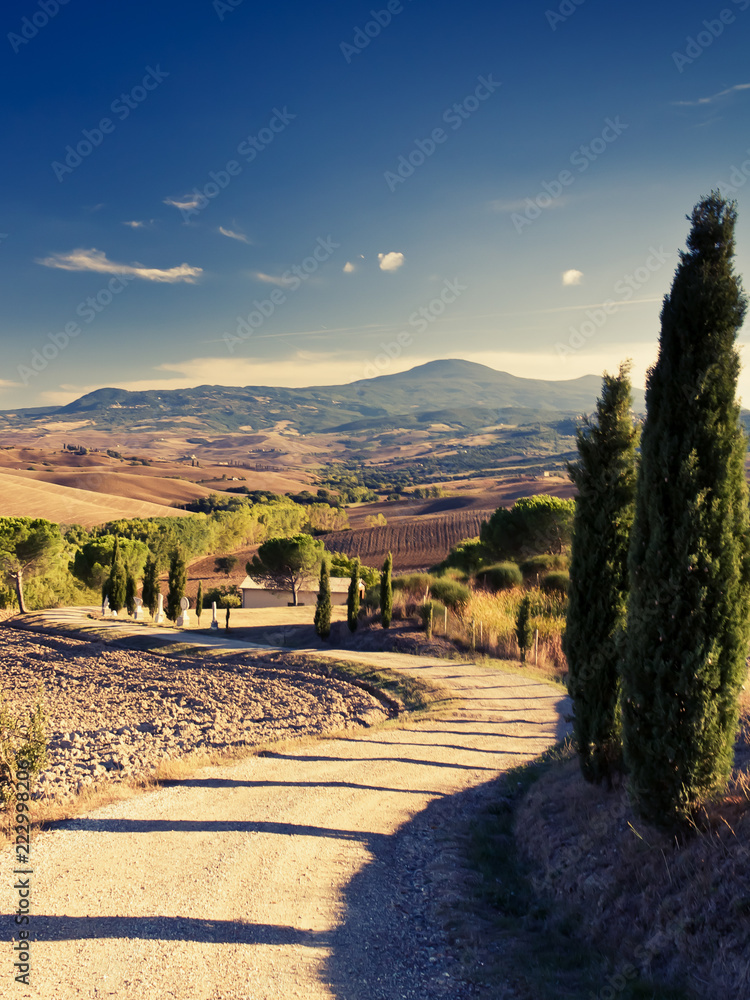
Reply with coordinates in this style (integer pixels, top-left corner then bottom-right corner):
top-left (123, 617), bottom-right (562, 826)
top-left (0, 359), bottom-right (645, 436)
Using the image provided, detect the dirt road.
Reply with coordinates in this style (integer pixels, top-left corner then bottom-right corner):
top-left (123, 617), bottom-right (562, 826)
top-left (3, 623), bottom-right (569, 1000)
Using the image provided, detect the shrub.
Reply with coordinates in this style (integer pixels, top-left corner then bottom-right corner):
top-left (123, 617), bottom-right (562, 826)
top-left (430, 577), bottom-right (470, 610)
top-left (519, 553), bottom-right (569, 579)
top-left (476, 562), bottom-right (522, 591)
top-left (541, 571), bottom-right (570, 594)
top-left (419, 600), bottom-right (434, 639)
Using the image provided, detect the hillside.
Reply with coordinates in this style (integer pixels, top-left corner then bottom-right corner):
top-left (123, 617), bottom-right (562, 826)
top-left (0, 470), bottom-right (194, 527)
top-left (0, 360), bottom-right (644, 439)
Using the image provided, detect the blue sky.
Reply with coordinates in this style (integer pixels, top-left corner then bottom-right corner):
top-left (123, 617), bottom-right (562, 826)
top-left (2, 0), bottom-right (750, 408)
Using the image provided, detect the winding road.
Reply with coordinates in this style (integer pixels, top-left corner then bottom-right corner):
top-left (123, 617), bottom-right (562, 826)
top-left (3, 617), bottom-right (570, 1000)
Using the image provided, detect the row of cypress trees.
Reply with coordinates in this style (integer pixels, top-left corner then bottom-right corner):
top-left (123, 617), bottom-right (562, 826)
top-left (565, 192), bottom-right (750, 829)
top-left (314, 551), bottom-right (394, 639)
top-left (104, 545), bottom-right (191, 622)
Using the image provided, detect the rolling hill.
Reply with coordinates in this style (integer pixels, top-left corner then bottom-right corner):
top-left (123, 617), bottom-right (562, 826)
top-left (0, 360), bottom-right (646, 438)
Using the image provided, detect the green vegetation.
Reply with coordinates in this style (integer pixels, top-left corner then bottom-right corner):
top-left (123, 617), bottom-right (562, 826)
top-left (564, 363), bottom-right (638, 784)
top-left (141, 556), bottom-right (159, 616)
top-left (107, 537), bottom-right (127, 614)
top-left (0, 518), bottom-right (67, 613)
top-left (247, 534), bottom-right (324, 606)
top-left (214, 555), bottom-right (238, 576)
top-left (380, 552), bottom-right (393, 628)
top-left (475, 562), bottom-right (523, 591)
top-left (515, 595), bottom-right (533, 663)
top-left (314, 559), bottom-right (332, 640)
top-left (623, 193), bottom-right (750, 829)
top-left (481, 495), bottom-right (575, 561)
top-left (347, 558), bottom-right (361, 632)
top-left (195, 581), bottom-right (203, 621)
top-left (166, 550), bottom-right (187, 622)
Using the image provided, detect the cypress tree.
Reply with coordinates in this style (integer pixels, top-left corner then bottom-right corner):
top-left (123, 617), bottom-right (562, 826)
top-left (142, 556), bottom-right (159, 616)
top-left (516, 595), bottom-right (533, 663)
top-left (166, 550), bottom-right (187, 622)
top-left (108, 537), bottom-right (127, 613)
top-left (196, 581), bottom-right (203, 622)
top-left (314, 560), bottom-right (332, 639)
top-left (125, 571), bottom-right (137, 617)
top-left (564, 363), bottom-right (639, 784)
top-left (347, 558), bottom-right (361, 633)
top-left (623, 192), bottom-right (750, 828)
top-left (380, 552), bottom-right (393, 628)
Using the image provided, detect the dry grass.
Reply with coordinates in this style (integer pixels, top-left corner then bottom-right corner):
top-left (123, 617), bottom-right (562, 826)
top-left (512, 725), bottom-right (750, 998)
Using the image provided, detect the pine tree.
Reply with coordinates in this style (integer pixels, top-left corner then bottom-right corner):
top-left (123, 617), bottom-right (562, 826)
top-left (516, 595), bottom-right (533, 663)
top-left (564, 363), bottom-right (639, 784)
top-left (380, 552), bottom-right (393, 628)
top-left (125, 572), bottom-right (137, 617)
top-left (166, 550), bottom-right (187, 622)
top-left (314, 560), bottom-right (332, 639)
top-left (141, 556), bottom-right (159, 616)
top-left (196, 581), bottom-right (203, 622)
top-left (347, 558), bottom-right (361, 633)
top-left (108, 537), bottom-right (127, 613)
top-left (623, 192), bottom-right (750, 828)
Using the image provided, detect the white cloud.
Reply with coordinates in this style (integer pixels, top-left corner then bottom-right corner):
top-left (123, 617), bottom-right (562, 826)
top-left (122, 220), bottom-right (154, 229)
top-left (378, 251), bottom-right (405, 272)
top-left (219, 226), bottom-right (250, 244)
top-left (164, 195), bottom-right (202, 211)
top-left (251, 271), bottom-right (298, 288)
top-left (343, 261), bottom-right (356, 273)
top-left (674, 82), bottom-right (750, 106)
top-left (36, 248), bottom-right (203, 283)
top-left (562, 269), bottom-right (584, 286)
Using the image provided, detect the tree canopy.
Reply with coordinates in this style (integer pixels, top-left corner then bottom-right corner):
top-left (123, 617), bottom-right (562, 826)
top-left (246, 534), bottom-right (324, 605)
top-left (0, 518), bottom-right (64, 613)
top-left (481, 495), bottom-right (575, 561)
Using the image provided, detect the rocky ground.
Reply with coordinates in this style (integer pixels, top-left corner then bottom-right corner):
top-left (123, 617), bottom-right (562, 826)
top-left (0, 625), bottom-right (388, 801)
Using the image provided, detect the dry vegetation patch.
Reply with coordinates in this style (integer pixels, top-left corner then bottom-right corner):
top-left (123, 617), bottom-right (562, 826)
top-left (510, 718), bottom-right (750, 998)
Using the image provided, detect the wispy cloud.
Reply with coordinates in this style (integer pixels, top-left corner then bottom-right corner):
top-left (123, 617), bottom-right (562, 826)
top-left (36, 248), bottom-right (203, 283)
top-left (219, 225), bottom-right (250, 244)
top-left (343, 261), bottom-right (356, 273)
top-left (164, 195), bottom-right (202, 211)
top-left (378, 251), bottom-right (404, 272)
top-left (673, 82), bottom-right (750, 106)
top-left (562, 269), bottom-right (583, 286)
top-left (251, 270), bottom-right (298, 287)
top-left (122, 220), bottom-right (154, 229)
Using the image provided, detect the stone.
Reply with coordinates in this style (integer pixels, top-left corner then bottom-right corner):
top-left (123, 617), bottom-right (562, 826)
top-left (153, 593), bottom-right (165, 625)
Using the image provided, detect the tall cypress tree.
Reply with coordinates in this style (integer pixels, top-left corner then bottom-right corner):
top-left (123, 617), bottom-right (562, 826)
top-left (347, 558), bottom-right (361, 633)
top-left (564, 363), bottom-right (638, 784)
top-left (380, 552), bottom-right (393, 628)
top-left (141, 555), bottom-right (159, 616)
top-left (314, 559), bottom-right (332, 639)
top-left (125, 571), bottom-right (137, 617)
top-left (166, 549), bottom-right (187, 622)
top-left (516, 595), bottom-right (533, 663)
top-left (623, 192), bottom-right (750, 828)
top-left (108, 537), bottom-right (127, 613)
top-left (195, 581), bottom-right (204, 622)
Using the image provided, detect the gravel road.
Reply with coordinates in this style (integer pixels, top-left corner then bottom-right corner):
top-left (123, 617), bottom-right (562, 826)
top-left (2, 620), bottom-right (570, 1000)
